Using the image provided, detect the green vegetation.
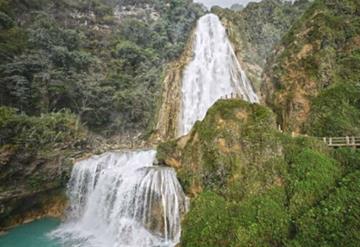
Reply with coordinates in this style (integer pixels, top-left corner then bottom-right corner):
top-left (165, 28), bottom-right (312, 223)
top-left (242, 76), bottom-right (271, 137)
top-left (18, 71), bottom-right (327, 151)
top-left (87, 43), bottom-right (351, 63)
top-left (0, 106), bottom-right (86, 149)
top-left (0, 0), bottom-right (203, 136)
top-left (158, 99), bottom-right (360, 246)
top-left (291, 171), bottom-right (360, 247)
top-left (0, 106), bottom-right (88, 189)
top-left (263, 0), bottom-right (360, 136)
top-left (306, 82), bottom-right (360, 137)
top-left (286, 149), bottom-right (340, 217)
top-left (181, 192), bottom-right (235, 246)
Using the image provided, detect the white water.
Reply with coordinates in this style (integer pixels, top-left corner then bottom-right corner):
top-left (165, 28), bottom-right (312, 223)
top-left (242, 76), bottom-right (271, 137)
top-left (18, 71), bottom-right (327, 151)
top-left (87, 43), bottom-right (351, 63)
top-left (51, 150), bottom-right (188, 247)
top-left (179, 13), bottom-right (259, 136)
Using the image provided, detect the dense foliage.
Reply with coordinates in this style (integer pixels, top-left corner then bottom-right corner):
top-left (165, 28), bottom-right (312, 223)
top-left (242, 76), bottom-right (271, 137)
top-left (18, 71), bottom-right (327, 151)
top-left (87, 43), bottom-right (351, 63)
top-left (263, 0), bottom-right (360, 136)
top-left (0, 0), bottom-right (203, 136)
top-left (0, 106), bottom-right (86, 149)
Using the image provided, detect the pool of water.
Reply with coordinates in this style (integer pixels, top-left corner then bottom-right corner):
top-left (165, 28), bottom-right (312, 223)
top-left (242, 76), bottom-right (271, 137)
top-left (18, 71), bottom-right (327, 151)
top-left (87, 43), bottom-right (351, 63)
top-left (0, 218), bottom-right (61, 247)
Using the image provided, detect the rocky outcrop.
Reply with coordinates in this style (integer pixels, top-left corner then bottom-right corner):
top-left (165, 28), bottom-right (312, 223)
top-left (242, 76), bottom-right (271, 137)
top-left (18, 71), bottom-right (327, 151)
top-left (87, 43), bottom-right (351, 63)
top-left (0, 144), bottom-right (87, 230)
top-left (151, 30), bottom-right (196, 142)
top-left (0, 189), bottom-right (67, 230)
top-left (157, 99), bottom-right (286, 198)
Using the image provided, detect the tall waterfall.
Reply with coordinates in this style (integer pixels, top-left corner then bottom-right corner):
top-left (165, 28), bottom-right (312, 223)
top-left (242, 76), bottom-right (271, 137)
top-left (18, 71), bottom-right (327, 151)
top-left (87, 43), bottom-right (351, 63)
top-left (179, 13), bottom-right (259, 136)
top-left (51, 150), bottom-right (188, 247)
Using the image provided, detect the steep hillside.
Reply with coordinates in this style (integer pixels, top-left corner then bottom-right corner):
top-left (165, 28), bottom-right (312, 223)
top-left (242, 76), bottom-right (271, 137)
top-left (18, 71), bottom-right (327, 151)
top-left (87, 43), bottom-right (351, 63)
top-left (262, 0), bottom-right (360, 136)
top-left (157, 99), bottom-right (360, 246)
top-left (0, 0), bottom-right (203, 138)
top-left (213, 0), bottom-right (311, 90)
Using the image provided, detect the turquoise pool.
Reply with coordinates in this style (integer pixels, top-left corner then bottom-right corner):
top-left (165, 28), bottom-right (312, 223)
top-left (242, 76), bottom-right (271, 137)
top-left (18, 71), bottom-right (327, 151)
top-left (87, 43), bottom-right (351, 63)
top-left (0, 218), bottom-right (61, 247)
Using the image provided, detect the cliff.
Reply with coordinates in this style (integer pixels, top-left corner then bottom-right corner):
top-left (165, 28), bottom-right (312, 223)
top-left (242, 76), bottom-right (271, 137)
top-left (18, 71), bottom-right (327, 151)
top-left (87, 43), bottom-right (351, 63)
top-left (151, 29), bottom-right (196, 142)
top-left (262, 0), bottom-right (360, 136)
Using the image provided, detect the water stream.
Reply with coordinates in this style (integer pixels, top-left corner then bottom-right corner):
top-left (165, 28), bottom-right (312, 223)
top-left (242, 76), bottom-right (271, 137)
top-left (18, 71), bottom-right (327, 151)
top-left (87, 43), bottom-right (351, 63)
top-left (179, 13), bottom-right (258, 136)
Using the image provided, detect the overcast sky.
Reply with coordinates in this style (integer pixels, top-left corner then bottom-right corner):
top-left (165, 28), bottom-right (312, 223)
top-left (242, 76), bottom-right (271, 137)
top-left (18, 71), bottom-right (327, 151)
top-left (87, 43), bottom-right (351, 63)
top-left (194, 0), bottom-right (262, 8)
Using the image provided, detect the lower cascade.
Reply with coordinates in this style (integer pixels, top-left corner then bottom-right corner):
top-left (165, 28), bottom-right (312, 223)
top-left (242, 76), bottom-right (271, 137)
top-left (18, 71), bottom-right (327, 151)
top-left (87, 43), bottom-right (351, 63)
top-left (51, 150), bottom-right (188, 247)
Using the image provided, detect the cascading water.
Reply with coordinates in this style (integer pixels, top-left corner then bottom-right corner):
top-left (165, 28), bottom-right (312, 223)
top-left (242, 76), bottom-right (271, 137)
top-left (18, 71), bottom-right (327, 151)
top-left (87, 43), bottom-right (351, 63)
top-left (179, 13), bottom-right (259, 136)
top-left (51, 150), bottom-right (188, 247)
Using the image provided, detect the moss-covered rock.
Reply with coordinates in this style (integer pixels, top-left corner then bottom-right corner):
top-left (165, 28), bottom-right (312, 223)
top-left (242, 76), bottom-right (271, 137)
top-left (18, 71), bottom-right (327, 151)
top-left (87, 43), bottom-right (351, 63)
top-left (180, 191), bottom-right (235, 247)
top-left (286, 148), bottom-right (340, 217)
top-left (158, 99), bottom-right (285, 199)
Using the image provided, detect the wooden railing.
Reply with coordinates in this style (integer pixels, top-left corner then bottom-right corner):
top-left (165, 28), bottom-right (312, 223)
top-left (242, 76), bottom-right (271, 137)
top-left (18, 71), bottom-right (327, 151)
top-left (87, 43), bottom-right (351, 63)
top-left (322, 137), bottom-right (360, 148)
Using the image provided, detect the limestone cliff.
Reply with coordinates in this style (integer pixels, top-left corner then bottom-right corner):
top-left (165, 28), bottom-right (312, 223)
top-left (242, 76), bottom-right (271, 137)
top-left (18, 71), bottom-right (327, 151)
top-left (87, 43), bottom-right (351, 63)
top-left (151, 30), bottom-right (195, 142)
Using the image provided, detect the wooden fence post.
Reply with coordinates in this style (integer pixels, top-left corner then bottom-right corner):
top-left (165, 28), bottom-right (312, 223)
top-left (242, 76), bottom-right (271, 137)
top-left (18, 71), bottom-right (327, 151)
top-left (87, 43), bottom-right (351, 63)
top-left (352, 136), bottom-right (356, 148)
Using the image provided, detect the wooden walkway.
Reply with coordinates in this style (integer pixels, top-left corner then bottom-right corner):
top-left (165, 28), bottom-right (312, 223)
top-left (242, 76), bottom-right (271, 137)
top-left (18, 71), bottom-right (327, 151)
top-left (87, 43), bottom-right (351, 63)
top-left (323, 137), bottom-right (360, 148)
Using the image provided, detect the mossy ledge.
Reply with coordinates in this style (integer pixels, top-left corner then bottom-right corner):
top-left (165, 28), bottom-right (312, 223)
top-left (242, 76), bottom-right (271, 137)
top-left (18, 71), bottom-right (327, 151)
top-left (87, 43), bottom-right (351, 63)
top-left (157, 99), bottom-right (360, 246)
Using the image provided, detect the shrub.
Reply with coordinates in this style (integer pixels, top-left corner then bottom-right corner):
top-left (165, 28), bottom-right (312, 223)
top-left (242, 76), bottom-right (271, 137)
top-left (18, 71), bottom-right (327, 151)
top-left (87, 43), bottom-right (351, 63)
top-left (291, 171), bottom-right (360, 246)
top-left (286, 148), bottom-right (341, 217)
top-left (181, 192), bottom-right (235, 247)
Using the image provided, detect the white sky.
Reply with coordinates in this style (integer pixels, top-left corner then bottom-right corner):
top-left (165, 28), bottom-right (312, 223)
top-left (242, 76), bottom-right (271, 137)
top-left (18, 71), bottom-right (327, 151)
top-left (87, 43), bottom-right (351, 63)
top-left (194, 0), bottom-right (262, 8)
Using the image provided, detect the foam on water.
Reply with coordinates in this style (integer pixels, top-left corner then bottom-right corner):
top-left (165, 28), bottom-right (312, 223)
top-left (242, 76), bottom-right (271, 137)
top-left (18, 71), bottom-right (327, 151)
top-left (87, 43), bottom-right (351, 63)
top-left (51, 150), bottom-right (188, 247)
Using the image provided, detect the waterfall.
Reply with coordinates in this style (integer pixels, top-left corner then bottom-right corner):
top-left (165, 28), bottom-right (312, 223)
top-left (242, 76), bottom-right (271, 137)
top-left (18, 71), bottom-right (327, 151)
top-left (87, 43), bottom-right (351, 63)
top-left (179, 13), bottom-right (259, 136)
top-left (51, 150), bottom-right (188, 247)
top-left (51, 13), bottom-right (258, 247)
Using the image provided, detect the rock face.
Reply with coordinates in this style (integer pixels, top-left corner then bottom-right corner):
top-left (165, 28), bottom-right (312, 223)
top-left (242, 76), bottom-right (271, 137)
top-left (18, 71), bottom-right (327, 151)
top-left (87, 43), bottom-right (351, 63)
top-left (152, 30), bottom-right (195, 142)
top-left (0, 147), bottom-right (72, 229)
top-left (262, 0), bottom-right (360, 136)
